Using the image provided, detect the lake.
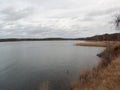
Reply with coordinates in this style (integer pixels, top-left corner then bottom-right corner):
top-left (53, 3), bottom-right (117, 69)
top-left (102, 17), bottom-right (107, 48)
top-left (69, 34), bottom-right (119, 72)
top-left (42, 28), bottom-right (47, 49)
top-left (0, 41), bottom-right (103, 90)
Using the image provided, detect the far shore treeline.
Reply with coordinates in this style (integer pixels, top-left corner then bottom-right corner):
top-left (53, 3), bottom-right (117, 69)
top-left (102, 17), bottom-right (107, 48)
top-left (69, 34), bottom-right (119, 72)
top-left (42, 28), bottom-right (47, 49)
top-left (0, 33), bottom-right (120, 42)
top-left (0, 38), bottom-right (81, 42)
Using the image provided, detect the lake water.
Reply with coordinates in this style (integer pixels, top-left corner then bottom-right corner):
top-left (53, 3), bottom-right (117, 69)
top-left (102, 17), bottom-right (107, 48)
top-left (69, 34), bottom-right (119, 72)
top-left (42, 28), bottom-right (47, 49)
top-left (0, 41), bottom-right (103, 90)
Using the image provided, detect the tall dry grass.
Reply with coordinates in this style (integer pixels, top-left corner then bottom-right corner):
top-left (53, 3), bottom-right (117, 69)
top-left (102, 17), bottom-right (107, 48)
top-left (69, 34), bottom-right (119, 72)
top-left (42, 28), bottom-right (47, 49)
top-left (75, 41), bottom-right (120, 47)
top-left (75, 41), bottom-right (107, 47)
top-left (39, 81), bottom-right (49, 90)
top-left (71, 42), bottom-right (120, 90)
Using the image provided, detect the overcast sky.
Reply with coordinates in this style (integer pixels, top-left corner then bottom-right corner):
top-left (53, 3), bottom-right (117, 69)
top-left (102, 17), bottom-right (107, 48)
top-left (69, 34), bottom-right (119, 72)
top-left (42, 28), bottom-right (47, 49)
top-left (0, 0), bottom-right (120, 38)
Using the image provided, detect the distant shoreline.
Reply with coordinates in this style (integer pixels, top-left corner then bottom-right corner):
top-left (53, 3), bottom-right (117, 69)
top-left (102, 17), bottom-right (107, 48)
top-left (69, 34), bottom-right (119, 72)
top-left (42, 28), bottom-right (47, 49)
top-left (0, 33), bottom-right (119, 42)
top-left (0, 38), bottom-right (83, 42)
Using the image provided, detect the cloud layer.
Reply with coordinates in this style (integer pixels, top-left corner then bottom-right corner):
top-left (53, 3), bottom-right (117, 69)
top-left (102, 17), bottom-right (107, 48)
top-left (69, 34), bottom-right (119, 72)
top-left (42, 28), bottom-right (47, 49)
top-left (0, 0), bottom-right (120, 38)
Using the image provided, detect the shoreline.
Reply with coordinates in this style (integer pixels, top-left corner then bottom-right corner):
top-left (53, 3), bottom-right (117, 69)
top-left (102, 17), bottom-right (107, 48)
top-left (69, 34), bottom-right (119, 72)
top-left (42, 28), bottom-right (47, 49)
top-left (0, 38), bottom-right (83, 42)
top-left (75, 41), bottom-right (120, 47)
top-left (71, 41), bottom-right (120, 90)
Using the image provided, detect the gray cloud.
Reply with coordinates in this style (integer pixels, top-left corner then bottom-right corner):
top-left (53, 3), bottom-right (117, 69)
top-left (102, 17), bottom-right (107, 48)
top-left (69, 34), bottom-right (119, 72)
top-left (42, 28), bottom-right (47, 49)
top-left (0, 7), bottom-right (33, 21)
top-left (0, 0), bottom-right (119, 38)
top-left (86, 7), bottom-right (120, 18)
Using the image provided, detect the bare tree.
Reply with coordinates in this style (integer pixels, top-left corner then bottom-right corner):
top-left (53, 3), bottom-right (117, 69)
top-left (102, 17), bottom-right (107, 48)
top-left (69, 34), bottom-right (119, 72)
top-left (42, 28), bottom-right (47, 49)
top-left (115, 15), bottom-right (120, 29)
top-left (114, 15), bottom-right (120, 41)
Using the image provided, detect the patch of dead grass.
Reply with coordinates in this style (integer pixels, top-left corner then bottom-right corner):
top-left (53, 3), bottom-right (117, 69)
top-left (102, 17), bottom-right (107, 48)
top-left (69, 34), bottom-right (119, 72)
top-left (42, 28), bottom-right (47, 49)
top-left (71, 42), bottom-right (120, 90)
top-left (75, 41), bottom-right (120, 47)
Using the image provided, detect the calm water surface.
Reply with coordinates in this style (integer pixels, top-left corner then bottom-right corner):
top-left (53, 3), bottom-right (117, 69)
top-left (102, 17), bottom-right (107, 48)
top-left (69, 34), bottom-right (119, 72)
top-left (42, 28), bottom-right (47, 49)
top-left (0, 41), bottom-right (104, 90)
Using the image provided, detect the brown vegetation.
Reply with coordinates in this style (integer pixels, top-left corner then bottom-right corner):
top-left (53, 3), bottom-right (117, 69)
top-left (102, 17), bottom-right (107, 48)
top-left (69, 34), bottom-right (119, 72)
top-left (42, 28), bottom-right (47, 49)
top-left (39, 81), bottom-right (49, 90)
top-left (82, 33), bottom-right (120, 41)
top-left (71, 42), bottom-right (120, 90)
top-left (75, 41), bottom-right (107, 47)
top-left (75, 41), bottom-right (120, 47)
top-left (98, 42), bottom-right (120, 59)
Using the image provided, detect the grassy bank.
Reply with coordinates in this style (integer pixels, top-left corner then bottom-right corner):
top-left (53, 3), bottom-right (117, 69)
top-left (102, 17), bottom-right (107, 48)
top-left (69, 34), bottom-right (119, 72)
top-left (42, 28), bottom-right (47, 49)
top-left (75, 41), bottom-right (107, 47)
top-left (75, 41), bottom-right (120, 47)
top-left (71, 42), bottom-right (120, 90)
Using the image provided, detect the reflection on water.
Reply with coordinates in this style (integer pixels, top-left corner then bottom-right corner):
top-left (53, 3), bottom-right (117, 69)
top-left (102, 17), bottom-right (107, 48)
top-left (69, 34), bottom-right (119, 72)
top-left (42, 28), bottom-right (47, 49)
top-left (0, 41), bottom-right (103, 90)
